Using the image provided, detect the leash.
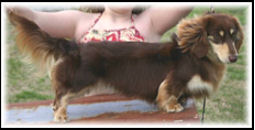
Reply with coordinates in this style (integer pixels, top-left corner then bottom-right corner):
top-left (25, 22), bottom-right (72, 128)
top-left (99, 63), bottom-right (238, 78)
top-left (201, 96), bottom-right (206, 123)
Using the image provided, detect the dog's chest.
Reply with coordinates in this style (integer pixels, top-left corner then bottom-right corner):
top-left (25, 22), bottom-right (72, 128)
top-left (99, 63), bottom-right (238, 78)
top-left (187, 74), bottom-right (214, 97)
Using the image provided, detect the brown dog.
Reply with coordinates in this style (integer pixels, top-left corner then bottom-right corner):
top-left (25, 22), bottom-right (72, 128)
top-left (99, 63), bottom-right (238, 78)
top-left (8, 11), bottom-right (243, 122)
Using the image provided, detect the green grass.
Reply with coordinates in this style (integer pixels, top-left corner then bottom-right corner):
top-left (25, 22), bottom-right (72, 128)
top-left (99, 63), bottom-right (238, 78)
top-left (6, 35), bottom-right (54, 103)
top-left (9, 90), bottom-right (54, 103)
top-left (5, 6), bottom-right (248, 124)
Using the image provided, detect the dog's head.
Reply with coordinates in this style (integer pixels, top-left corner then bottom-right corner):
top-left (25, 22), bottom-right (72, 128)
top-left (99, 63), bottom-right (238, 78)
top-left (177, 12), bottom-right (244, 64)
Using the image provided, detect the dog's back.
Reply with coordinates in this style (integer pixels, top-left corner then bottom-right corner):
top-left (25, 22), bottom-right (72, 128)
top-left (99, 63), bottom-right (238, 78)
top-left (70, 40), bottom-right (179, 102)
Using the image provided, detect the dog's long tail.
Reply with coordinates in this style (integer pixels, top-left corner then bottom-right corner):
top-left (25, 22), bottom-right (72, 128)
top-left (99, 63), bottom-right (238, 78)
top-left (8, 11), bottom-right (79, 74)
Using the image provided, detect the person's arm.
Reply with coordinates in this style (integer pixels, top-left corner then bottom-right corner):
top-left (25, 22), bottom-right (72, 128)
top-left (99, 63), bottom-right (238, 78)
top-left (8, 6), bottom-right (90, 39)
top-left (145, 5), bottom-right (193, 36)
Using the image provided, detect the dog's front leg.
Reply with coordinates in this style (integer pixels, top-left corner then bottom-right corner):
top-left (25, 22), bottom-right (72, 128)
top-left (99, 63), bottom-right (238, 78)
top-left (156, 80), bottom-right (184, 113)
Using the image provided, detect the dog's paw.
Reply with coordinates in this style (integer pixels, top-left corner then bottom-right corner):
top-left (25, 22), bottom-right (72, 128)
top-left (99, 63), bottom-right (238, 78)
top-left (53, 107), bottom-right (68, 123)
top-left (53, 114), bottom-right (68, 123)
top-left (165, 103), bottom-right (184, 113)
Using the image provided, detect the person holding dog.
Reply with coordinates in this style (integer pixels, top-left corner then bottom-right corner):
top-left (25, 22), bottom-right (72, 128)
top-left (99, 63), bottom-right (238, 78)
top-left (7, 5), bottom-right (192, 44)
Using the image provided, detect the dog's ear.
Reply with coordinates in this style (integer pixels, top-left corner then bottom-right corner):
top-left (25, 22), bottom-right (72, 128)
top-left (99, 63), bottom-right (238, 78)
top-left (190, 31), bottom-right (209, 58)
top-left (232, 16), bottom-right (244, 52)
top-left (177, 17), bottom-right (210, 58)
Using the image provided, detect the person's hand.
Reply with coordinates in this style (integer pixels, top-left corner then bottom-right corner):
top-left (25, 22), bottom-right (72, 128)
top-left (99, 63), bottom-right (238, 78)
top-left (6, 6), bottom-right (15, 14)
top-left (6, 6), bottom-right (20, 14)
top-left (6, 6), bottom-right (29, 16)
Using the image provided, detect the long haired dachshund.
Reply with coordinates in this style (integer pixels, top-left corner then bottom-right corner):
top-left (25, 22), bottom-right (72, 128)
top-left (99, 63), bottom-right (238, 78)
top-left (8, 10), bottom-right (243, 122)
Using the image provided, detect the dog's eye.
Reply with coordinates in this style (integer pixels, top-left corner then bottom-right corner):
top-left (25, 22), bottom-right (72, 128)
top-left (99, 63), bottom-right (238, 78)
top-left (218, 30), bottom-right (224, 37)
top-left (208, 32), bottom-right (221, 43)
top-left (230, 28), bottom-right (235, 35)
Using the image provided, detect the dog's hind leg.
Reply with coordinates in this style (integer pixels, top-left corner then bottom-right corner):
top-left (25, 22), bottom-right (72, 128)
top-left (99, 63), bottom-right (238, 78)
top-left (50, 59), bottom-right (76, 122)
top-left (52, 89), bottom-right (74, 122)
top-left (50, 56), bottom-right (99, 122)
top-left (156, 79), bottom-right (184, 113)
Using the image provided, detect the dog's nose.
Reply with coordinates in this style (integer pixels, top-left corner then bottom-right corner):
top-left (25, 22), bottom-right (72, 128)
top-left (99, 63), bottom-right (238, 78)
top-left (229, 55), bottom-right (238, 63)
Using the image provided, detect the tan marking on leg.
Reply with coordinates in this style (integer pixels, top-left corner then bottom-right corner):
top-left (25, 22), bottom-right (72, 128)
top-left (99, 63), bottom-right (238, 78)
top-left (53, 93), bottom-right (74, 122)
top-left (156, 80), bottom-right (170, 109)
top-left (54, 107), bottom-right (67, 122)
top-left (164, 96), bottom-right (184, 113)
top-left (52, 80), bottom-right (118, 122)
top-left (156, 80), bottom-right (183, 113)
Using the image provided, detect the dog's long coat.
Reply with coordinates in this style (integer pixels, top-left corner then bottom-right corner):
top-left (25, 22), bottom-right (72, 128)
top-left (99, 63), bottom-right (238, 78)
top-left (8, 11), bottom-right (243, 122)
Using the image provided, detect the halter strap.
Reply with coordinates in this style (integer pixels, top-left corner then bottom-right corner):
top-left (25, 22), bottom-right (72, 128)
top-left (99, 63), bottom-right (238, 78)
top-left (87, 13), bottom-right (103, 32)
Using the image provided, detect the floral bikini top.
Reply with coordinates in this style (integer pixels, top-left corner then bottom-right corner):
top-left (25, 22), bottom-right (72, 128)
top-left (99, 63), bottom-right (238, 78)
top-left (79, 13), bottom-right (145, 44)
